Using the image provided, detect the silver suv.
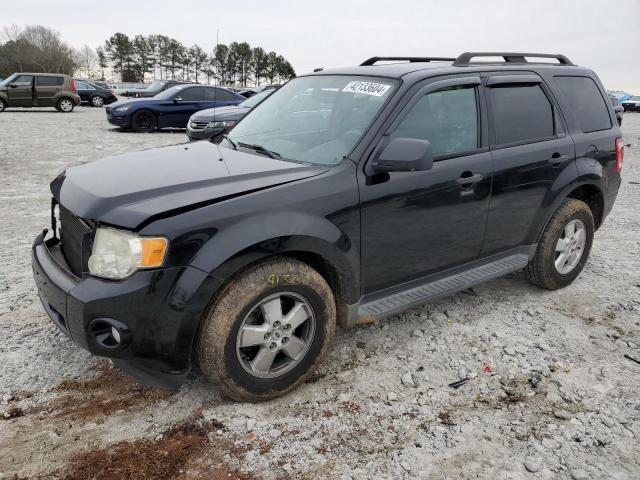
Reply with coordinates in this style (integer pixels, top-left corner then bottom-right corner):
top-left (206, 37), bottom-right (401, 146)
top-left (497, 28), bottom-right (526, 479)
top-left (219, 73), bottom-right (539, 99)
top-left (0, 73), bottom-right (81, 112)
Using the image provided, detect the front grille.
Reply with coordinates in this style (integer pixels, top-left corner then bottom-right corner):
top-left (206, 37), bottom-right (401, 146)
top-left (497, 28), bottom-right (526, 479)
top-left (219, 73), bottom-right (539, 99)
top-left (189, 120), bottom-right (209, 130)
top-left (59, 205), bottom-right (91, 277)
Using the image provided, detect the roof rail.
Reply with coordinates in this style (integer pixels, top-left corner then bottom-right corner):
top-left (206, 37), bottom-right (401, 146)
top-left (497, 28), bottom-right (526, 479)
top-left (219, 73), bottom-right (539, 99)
top-left (360, 56), bottom-right (456, 66)
top-left (453, 52), bottom-right (574, 66)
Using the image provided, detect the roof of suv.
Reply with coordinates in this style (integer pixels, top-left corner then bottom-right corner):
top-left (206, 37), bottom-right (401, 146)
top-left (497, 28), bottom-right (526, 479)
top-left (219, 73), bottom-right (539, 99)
top-left (15, 72), bottom-right (70, 77)
top-left (308, 52), bottom-right (591, 79)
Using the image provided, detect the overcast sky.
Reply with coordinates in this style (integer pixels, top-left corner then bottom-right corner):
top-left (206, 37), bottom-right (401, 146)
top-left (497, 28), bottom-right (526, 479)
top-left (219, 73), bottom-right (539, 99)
top-left (6, 0), bottom-right (640, 92)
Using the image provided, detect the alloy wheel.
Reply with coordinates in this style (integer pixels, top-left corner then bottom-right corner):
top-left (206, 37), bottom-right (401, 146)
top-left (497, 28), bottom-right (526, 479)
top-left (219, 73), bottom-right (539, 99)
top-left (236, 292), bottom-right (316, 379)
top-left (91, 96), bottom-right (104, 107)
top-left (59, 99), bottom-right (73, 112)
top-left (554, 219), bottom-right (587, 274)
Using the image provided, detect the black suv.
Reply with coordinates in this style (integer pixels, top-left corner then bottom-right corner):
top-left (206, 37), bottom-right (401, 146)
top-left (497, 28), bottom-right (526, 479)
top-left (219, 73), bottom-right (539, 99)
top-left (32, 52), bottom-right (623, 401)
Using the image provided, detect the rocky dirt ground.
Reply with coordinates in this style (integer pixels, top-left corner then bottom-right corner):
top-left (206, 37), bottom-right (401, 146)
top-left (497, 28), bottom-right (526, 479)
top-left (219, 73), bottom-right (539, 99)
top-left (0, 106), bottom-right (639, 480)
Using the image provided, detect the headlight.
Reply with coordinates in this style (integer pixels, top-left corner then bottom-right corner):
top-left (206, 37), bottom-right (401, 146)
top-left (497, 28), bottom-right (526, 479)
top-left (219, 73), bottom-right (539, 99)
top-left (207, 120), bottom-right (236, 129)
top-left (88, 228), bottom-right (168, 279)
top-left (114, 105), bottom-right (131, 112)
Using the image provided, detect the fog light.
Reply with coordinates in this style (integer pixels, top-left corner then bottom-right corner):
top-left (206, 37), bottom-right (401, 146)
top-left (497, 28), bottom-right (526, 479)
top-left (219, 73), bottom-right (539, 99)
top-left (111, 326), bottom-right (121, 344)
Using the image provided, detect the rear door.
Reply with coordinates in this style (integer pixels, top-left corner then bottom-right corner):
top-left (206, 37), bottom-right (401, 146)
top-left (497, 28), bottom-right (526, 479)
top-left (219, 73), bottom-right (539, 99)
top-left (7, 74), bottom-right (34, 106)
top-left (359, 76), bottom-right (493, 294)
top-left (481, 73), bottom-right (576, 256)
top-left (35, 75), bottom-right (63, 106)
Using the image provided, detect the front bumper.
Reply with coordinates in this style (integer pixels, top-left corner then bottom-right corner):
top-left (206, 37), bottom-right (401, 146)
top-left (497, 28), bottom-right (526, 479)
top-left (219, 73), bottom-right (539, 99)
top-left (31, 230), bottom-right (222, 388)
top-left (186, 125), bottom-right (224, 141)
top-left (106, 111), bottom-right (129, 127)
top-left (622, 103), bottom-right (640, 112)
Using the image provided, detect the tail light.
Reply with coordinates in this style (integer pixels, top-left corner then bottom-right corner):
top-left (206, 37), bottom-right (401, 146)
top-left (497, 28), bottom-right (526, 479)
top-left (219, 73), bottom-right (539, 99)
top-left (615, 137), bottom-right (624, 174)
top-left (70, 79), bottom-right (77, 93)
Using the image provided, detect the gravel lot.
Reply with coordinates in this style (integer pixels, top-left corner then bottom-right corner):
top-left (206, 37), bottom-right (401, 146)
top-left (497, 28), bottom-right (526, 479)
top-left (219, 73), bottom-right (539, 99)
top-left (0, 106), bottom-right (639, 480)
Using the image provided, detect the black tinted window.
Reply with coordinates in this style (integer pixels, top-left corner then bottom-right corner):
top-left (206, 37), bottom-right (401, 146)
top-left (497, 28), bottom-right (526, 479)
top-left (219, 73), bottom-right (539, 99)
top-left (490, 84), bottom-right (554, 145)
top-left (555, 76), bottom-right (612, 132)
top-left (205, 88), bottom-right (238, 101)
top-left (36, 76), bottom-right (63, 86)
top-left (177, 87), bottom-right (203, 101)
top-left (391, 86), bottom-right (478, 156)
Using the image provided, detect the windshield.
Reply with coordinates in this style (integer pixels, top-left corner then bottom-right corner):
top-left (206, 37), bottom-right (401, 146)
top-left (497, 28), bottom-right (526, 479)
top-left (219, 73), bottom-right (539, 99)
top-left (153, 85), bottom-right (186, 100)
top-left (226, 75), bottom-right (398, 165)
top-left (240, 89), bottom-right (275, 108)
top-left (146, 81), bottom-right (166, 92)
top-left (0, 74), bottom-right (17, 86)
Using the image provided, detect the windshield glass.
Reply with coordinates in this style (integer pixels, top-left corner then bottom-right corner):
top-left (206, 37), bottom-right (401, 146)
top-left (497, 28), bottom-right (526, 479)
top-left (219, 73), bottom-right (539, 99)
top-left (146, 81), bottom-right (166, 92)
top-left (226, 75), bottom-right (398, 165)
top-left (153, 85), bottom-right (186, 100)
top-left (240, 89), bottom-right (274, 108)
top-left (0, 74), bottom-right (17, 86)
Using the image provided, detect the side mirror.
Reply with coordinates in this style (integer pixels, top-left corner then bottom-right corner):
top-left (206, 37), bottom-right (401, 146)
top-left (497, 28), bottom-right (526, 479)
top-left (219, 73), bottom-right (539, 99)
top-left (373, 137), bottom-right (434, 173)
top-left (172, 96), bottom-right (182, 103)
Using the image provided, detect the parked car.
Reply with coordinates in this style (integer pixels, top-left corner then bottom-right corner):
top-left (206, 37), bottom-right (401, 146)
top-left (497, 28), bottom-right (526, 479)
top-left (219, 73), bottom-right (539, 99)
top-left (0, 73), bottom-right (81, 112)
top-left (609, 94), bottom-right (624, 125)
top-left (106, 84), bottom-right (245, 132)
top-left (120, 80), bottom-right (192, 98)
top-left (74, 80), bottom-right (118, 107)
top-left (622, 95), bottom-right (640, 112)
top-left (186, 88), bottom-right (278, 141)
top-left (75, 78), bottom-right (112, 91)
top-left (32, 52), bottom-right (622, 401)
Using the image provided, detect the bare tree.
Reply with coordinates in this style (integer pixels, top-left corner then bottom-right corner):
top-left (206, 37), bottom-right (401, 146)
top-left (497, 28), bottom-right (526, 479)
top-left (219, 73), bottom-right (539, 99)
top-left (74, 44), bottom-right (97, 77)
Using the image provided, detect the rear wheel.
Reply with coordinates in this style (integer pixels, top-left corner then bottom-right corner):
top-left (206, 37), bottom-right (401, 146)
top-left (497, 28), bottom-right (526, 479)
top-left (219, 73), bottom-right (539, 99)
top-left (0, 98), bottom-right (6, 112)
top-left (56, 97), bottom-right (74, 112)
top-left (197, 257), bottom-right (336, 402)
top-left (131, 110), bottom-right (156, 132)
top-left (90, 95), bottom-right (104, 107)
top-left (525, 199), bottom-right (594, 290)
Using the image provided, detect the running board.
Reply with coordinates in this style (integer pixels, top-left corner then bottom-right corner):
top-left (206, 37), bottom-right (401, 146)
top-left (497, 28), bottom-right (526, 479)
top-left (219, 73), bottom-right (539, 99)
top-left (350, 252), bottom-right (530, 326)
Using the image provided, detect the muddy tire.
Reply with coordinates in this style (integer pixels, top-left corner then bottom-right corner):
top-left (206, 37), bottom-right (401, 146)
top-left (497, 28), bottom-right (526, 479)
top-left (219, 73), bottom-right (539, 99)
top-left (131, 109), bottom-right (156, 132)
top-left (525, 198), bottom-right (594, 290)
top-left (197, 257), bottom-right (336, 402)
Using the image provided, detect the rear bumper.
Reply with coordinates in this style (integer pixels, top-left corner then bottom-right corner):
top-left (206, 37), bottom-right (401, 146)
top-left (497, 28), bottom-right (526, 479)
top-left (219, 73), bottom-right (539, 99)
top-left (31, 230), bottom-right (223, 389)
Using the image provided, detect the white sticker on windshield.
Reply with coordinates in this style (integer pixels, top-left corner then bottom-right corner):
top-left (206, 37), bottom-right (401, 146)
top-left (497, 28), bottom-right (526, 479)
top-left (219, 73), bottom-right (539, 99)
top-left (342, 81), bottom-right (391, 97)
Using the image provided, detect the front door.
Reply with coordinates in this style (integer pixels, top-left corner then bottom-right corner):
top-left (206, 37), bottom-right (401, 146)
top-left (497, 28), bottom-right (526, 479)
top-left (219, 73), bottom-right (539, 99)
top-left (7, 74), bottom-right (34, 107)
top-left (359, 77), bottom-right (493, 294)
top-left (162, 86), bottom-right (204, 127)
top-left (481, 73), bottom-right (576, 256)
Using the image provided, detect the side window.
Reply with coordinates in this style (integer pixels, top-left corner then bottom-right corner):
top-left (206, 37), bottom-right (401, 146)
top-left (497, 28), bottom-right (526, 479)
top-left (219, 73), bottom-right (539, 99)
top-left (36, 76), bottom-right (63, 87)
top-left (390, 85), bottom-right (478, 156)
top-left (489, 84), bottom-right (554, 145)
top-left (11, 75), bottom-right (33, 86)
top-left (178, 87), bottom-right (203, 101)
top-left (554, 76), bottom-right (612, 133)
top-left (75, 81), bottom-right (94, 90)
top-left (205, 88), bottom-right (238, 101)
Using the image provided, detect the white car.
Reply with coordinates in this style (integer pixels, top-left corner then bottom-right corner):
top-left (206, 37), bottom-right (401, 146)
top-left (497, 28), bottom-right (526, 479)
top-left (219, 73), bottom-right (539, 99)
top-left (622, 95), bottom-right (640, 112)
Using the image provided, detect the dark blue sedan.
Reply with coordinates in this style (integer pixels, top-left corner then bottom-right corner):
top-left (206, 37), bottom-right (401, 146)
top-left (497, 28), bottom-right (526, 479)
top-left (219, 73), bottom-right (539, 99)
top-left (106, 84), bottom-right (245, 132)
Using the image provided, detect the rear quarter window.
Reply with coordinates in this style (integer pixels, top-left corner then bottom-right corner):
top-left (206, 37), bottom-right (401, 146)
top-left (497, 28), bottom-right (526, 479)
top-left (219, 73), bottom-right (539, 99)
top-left (554, 76), bottom-right (612, 132)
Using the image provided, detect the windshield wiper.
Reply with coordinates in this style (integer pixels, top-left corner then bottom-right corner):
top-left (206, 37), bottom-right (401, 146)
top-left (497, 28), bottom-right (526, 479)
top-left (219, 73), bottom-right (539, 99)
top-left (221, 134), bottom-right (238, 150)
top-left (238, 142), bottom-right (281, 159)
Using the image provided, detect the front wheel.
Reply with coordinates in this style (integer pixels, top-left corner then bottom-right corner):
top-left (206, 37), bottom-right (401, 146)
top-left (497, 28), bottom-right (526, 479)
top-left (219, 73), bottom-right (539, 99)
top-left (131, 109), bottom-right (156, 132)
top-left (90, 95), bottom-right (104, 107)
top-left (525, 199), bottom-right (594, 290)
top-left (197, 258), bottom-right (336, 401)
top-left (0, 98), bottom-right (6, 112)
top-left (56, 97), bottom-right (75, 112)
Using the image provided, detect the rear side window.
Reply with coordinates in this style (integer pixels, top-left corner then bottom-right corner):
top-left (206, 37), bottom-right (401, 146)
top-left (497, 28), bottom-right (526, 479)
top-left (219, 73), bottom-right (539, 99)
top-left (390, 85), bottom-right (478, 156)
top-left (554, 76), bottom-right (611, 132)
top-left (205, 88), bottom-right (239, 101)
top-left (490, 84), bottom-right (554, 145)
top-left (36, 76), bottom-right (63, 87)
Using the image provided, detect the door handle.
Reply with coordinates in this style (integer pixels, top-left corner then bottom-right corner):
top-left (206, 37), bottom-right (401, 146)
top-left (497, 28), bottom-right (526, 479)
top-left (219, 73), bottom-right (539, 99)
top-left (549, 153), bottom-right (569, 165)
top-left (456, 173), bottom-right (483, 186)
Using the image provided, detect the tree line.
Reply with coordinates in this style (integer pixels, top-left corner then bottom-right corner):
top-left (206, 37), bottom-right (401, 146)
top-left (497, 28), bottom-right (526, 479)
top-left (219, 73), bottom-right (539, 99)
top-left (0, 25), bottom-right (296, 87)
top-left (100, 33), bottom-right (296, 86)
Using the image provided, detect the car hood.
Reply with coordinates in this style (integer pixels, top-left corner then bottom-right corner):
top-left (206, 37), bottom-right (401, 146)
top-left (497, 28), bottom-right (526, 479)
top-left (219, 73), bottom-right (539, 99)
top-left (107, 98), bottom-right (150, 109)
top-left (52, 141), bottom-right (328, 229)
top-left (191, 105), bottom-right (249, 123)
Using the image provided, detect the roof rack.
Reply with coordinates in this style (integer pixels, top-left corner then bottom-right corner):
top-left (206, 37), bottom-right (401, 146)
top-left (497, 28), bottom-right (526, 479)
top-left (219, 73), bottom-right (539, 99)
top-left (360, 56), bottom-right (456, 66)
top-left (453, 52), bottom-right (574, 66)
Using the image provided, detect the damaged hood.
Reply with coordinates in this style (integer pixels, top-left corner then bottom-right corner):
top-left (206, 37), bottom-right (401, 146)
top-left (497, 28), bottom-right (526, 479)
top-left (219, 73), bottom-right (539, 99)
top-left (52, 141), bottom-right (327, 229)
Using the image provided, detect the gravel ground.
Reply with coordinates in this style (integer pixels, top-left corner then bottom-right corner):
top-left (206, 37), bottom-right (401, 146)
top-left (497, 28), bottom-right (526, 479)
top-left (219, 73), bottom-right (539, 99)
top-left (0, 106), bottom-right (639, 480)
